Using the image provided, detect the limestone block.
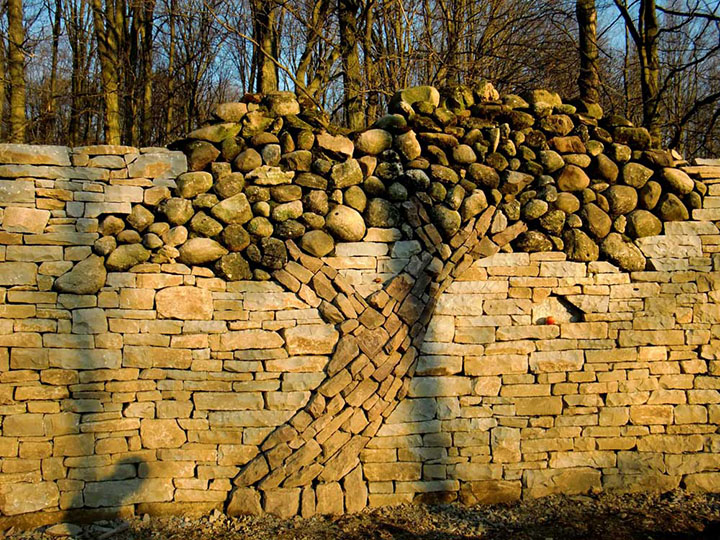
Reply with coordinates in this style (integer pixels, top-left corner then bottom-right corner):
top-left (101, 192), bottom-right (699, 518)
top-left (409, 376), bottom-right (472, 397)
top-left (465, 354), bottom-right (528, 376)
top-left (459, 480), bottom-right (521, 505)
top-left (226, 487), bottom-right (262, 515)
top-left (529, 350), bottom-right (584, 373)
top-left (425, 316), bottom-right (455, 342)
top-left (283, 324), bottom-right (338, 355)
top-left (0, 179), bottom-right (35, 204)
top-left (0, 262), bottom-right (37, 286)
top-left (127, 152), bottom-right (187, 179)
top-left (491, 427), bottom-right (521, 463)
top-left (140, 419), bottom-right (187, 449)
top-left (194, 392), bottom-right (264, 411)
top-left (0, 143), bottom-right (70, 165)
top-left (524, 468), bottom-right (601, 498)
top-left (0, 481), bottom-right (59, 515)
top-left (72, 308), bottom-right (108, 334)
top-left (364, 462), bottom-right (421, 481)
top-left (156, 286), bottom-right (213, 320)
top-left (1, 206), bottom-right (50, 234)
top-left (514, 396), bottom-right (563, 416)
top-left (217, 330), bottom-right (284, 351)
top-left (684, 472), bottom-right (720, 493)
top-left (343, 465), bottom-right (367, 513)
top-left (315, 482), bottom-right (344, 515)
top-left (83, 478), bottom-right (174, 507)
top-left (263, 488), bottom-right (300, 518)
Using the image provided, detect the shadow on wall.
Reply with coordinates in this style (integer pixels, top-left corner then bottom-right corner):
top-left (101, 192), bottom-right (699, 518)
top-left (55, 341), bottom-right (149, 526)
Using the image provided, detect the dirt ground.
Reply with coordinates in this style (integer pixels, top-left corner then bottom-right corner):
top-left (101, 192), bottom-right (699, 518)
top-left (4, 490), bottom-right (720, 540)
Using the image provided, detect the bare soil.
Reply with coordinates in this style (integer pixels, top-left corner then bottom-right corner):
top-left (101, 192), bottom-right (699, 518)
top-left (4, 490), bottom-right (720, 540)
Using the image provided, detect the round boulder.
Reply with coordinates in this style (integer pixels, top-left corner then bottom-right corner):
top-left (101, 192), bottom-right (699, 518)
top-left (626, 209), bottom-right (662, 238)
top-left (601, 233), bottom-right (646, 271)
top-left (326, 205), bottom-right (366, 241)
top-left (300, 230), bottom-right (335, 257)
top-left (178, 238), bottom-right (228, 265)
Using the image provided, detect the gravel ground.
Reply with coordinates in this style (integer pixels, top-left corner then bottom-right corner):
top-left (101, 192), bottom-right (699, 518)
top-left (4, 490), bottom-right (720, 540)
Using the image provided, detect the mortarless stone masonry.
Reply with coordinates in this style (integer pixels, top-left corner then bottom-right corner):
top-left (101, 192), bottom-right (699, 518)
top-left (1, 86), bottom-right (720, 528)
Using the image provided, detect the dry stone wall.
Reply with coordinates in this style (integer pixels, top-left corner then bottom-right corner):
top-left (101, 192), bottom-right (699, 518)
top-left (1, 85), bottom-right (720, 527)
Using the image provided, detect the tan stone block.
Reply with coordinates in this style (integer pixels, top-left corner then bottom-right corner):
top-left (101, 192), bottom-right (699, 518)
top-left (343, 465), bottom-right (367, 513)
top-left (635, 434), bottom-right (704, 453)
top-left (560, 322), bottom-right (608, 339)
top-left (454, 326), bottom-right (496, 344)
top-left (226, 487), bottom-right (263, 515)
top-left (549, 451), bottom-right (616, 468)
top-left (524, 467), bottom-right (600, 498)
top-left (119, 288), bottom-right (155, 310)
top-left (409, 376), bottom-right (472, 397)
top-left (629, 404), bottom-right (673, 425)
top-left (450, 463), bottom-right (501, 481)
top-left (529, 350), bottom-right (584, 373)
top-left (474, 376), bottom-right (502, 396)
top-left (218, 444), bottom-right (258, 466)
top-left (84, 478), bottom-right (174, 507)
top-left (283, 324), bottom-right (338, 355)
top-left (465, 354), bottom-right (528, 376)
top-left (491, 427), bottom-right (520, 463)
top-left (217, 330), bottom-right (284, 351)
top-left (684, 472), bottom-right (720, 492)
top-left (140, 419), bottom-right (187, 449)
top-left (3, 414), bottom-right (45, 436)
top-left (459, 480), bottom-right (521, 505)
top-left (599, 407), bottom-right (629, 426)
top-left (618, 330), bottom-right (684, 347)
top-left (315, 482), bottom-right (343, 515)
top-left (0, 481), bottom-right (59, 515)
top-left (415, 356), bottom-right (462, 376)
top-left (425, 315), bottom-right (455, 342)
top-left (194, 392), bottom-right (263, 411)
top-left (264, 488), bottom-right (300, 518)
top-left (155, 286), bottom-right (213, 320)
top-left (514, 397), bottom-right (563, 416)
top-left (364, 462), bottom-right (421, 481)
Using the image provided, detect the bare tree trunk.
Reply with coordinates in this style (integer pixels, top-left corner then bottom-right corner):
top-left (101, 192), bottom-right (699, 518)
top-left (576, 0), bottom-right (599, 103)
top-left (140, 0), bottom-right (155, 145)
top-left (91, 0), bottom-right (123, 144)
top-left (7, 0), bottom-right (26, 142)
top-left (0, 5), bottom-right (7, 140)
top-left (363, 0), bottom-right (378, 122)
top-left (338, 0), bottom-right (364, 130)
top-left (614, 0), bottom-right (661, 146)
top-left (165, 0), bottom-right (175, 139)
top-left (639, 0), bottom-right (661, 146)
top-left (250, 0), bottom-right (278, 93)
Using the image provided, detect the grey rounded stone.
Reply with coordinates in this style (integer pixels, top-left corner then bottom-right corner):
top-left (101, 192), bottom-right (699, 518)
top-left (271, 200), bottom-right (303, 222)
top-left (622, 162), bottom-right (654, 188)
top-left (247, 216), bottom-right (274, 237)
top-left (234, 148), bottom-right (262, 173)
top-left (605, 185), bottom-right (638, 215)
top-left (557, 165), bottom-right (590, 192)
top-left (216, 253), bottom-right (252, 281)
top-left (626, 209), bottom-right (662, 238)
top-left (601, 232), bottom-right (646, 271)
top-left (460, 190), bottom-right (488, 221)
top-left (452, 144), bottom-right (477, 164)
top-left (214, 173), bottom-right (245, 199)
top-left (190, 212), bottom-right (224, 237)
top-left (275, 220), bottom-right (306, 239)
top-left (661, 167), bottom-right (694, 194)
top-left (365, 198), bottom-right (400, 228)
top-left (657, 193), bottom-right (689, 221)
top-left (356, 129), bottom-right (393, 155)
top-left (127, 205), bottom-right (155, 232)
top-left (106, 244), bottom-right (151, 271)
top-left (270, 185), bottom-right (302, 203)
top-left (54, 255), bottom-right (107, 294)
top-left (177, 172), bottom-right (213, 198)
top-left (100, 215), bottom-right (125, 236)
top-left (388, 182), bottom-right (409, 201)
top-left (539, 209), bottom-right (566, 235)
top-left (639, 181), bottom-right (662, 210)
top-left (117, 230), bottom-right (142, 244)
top-left (539, 150), bottom-right (565, 173)
top-left (516, 230), bottom-right (553, 252)
top-left (563, 229), bottom-right (599, 262)
top-left (261, 144), bottom-right (281, 166)
top-left (581, 203), bottom-right (612, 239)
top-left (555, 192), bottom-right (581, 214)
top-left (260, 237), bottom-right (288, 269)
top-left (522, 199), bottom-right (549, 220)
top-left (94, 236), bottom-right (116, 256)
top-left (344, 185), bottom-right (367, 212)
top-left (326, 205), bottom-right (366, 241)
top-left (178, 238), bottom-right (228, 265)
top-left (300, 230), bottom-right (335, 257)
top-left (304, 190), bottom-right (329, 215)
top-left (594, 153), bottom-right (619, 183)
top-left (160, 198), bottom-right (194, 225)
top-left (221, 224), bottom-right (251, 251)
top-left (430, 206), bottom-right (462, 238)
top-left (143, 233), bottom-right (163, 250)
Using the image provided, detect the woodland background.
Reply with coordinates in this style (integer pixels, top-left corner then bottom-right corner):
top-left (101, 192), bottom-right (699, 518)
top-left (0, 0), bottom-right (718, 157)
